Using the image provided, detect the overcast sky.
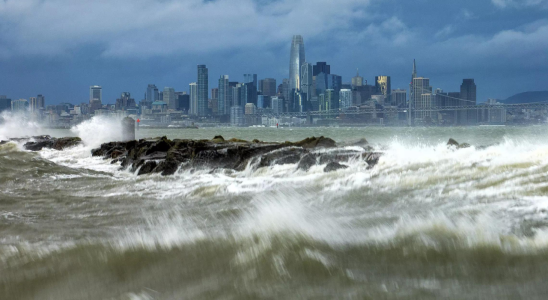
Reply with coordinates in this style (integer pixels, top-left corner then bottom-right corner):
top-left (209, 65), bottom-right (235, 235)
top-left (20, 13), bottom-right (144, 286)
top-left (0, 0), bottom-right (547, 105)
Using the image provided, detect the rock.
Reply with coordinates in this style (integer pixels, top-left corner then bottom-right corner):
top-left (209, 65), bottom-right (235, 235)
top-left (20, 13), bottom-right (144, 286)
top-left (52, 137), bottom-right (82, 150)
top-left (363, 152), bottom-right (382, 169)
top-left (24, 139), bottom-right (54, 151)
top-left (297, 153), bottom-right (317, 171)
top-left (295, 136), bottom-right (336, 149)
top-left (447, 138), bottom-right (459, 147)
top-left (324, 162), bottom-right (348, 172)
top-left (23, 136), bottom-right (81, 151)
top-left (211, 136), bottom-right (225, 143)
top-left (447, 138), bottom-right (471, 149)
top-left (137, 161), bottom-right (157, 175)
top-left (88, 136), bottom-right (380, 176)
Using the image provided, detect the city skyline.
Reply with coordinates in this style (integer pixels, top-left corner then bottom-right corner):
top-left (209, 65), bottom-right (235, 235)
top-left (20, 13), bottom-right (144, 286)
top-left (0, 0), bottom-right (547, 104)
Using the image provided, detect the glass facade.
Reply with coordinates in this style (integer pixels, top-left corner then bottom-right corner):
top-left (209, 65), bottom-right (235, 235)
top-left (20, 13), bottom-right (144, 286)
top-left (197, 65), bottom-right (209, 116)
top-left (289, 35), bottom-right (305, 92)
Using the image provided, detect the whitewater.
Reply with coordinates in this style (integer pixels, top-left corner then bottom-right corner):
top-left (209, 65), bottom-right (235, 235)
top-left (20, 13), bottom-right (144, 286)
top-left (2, 115), bottom-right (548, 299)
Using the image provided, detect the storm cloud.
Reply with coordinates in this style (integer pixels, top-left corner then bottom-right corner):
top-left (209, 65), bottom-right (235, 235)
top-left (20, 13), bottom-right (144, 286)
top-left (0, 0), bottom-right (546, 103)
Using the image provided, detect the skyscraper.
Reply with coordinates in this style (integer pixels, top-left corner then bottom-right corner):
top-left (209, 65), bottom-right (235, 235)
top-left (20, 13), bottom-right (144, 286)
top-left (352, 69), bottom-right (363, 87)
top-left (375, 76), bottom-right (392, 100)
top-left (218, 75), bottom-right (230, 115)
top-left (115, 92), bottom-right (136, 110)
top-left (289, 35), bottom-right (305, 92)
top-left (163, 87), bottom-right (176, 110)
top-left (300, 62), bottom-right (313, 107)
top-left (460, 79), bottom-right (477, 124)
top-left (243, 74), bottom-right (258, 89)
top-left (146, 84), bottom-right (159, 102)
top-left (189, 82), bottom-right (197, 115)
top-left (313, 62), bottom-right (330, 76)
top-left (413, 77), bottom-right (432, 120)
top-left (260, 78), bottom-right (277, 97)
top-left (0, 96), bottom-right (12, 113)
top-left (460, 79), bottom-right (477, 105)
top-left (197, 65), bottom-right (209, 116)
top-left (339, 89), bottom-right (352, 110)
top-left (90, 86), bottom-right (102, 113)
top-left (90, 86), bottom-right (102, 104)
top-left (391, 89), bottom-right (407, 107)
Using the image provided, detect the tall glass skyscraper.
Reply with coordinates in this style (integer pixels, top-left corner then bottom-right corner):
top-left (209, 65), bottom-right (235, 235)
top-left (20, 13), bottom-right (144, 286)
top-left (197, 65), bottom-right (209, 116)
top-left (218, 75), bottom-right (230, 115)
top-left (146, 84), bottom-right (159, 102)
top-left (289, 35), bottom-right (305, 92)
top-left (189, 82), bottom-right (197, 115)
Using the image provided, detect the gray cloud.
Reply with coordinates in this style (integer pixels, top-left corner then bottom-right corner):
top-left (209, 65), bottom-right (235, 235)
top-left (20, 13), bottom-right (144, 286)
top-left (491, 0), bottom-right (548, 8)
top-left (0, 0), bottom-right (373, 58)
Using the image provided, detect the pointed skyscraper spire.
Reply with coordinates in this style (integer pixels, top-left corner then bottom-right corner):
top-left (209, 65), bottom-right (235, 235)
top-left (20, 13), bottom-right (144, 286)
top-left (412, 59), bottom-right (417, 82)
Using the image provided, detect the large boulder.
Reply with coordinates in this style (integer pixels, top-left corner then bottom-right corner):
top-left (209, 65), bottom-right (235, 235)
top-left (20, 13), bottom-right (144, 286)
top-left (324, 162), bottom-right (348, 173)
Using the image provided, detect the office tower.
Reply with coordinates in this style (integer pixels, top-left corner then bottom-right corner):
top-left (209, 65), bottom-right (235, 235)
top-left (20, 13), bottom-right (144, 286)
top-left (243, 74), bottom-right (258, 89)
top-left (0, 96), bottom-right (12, 112)
top-left (189, 82), bottom-right (197, 115)
top-left (197, 65), bottom-right (209, 116)
top-left (211, 88), bottom-right (219, 101)
top-left (218, 76), bottom-right (231, 115)
top-left (413, 77), bottom-right (432, 120)
top-left (159, 91), bottom-right (163, 101)
top-left (260, 78), bottom-right (277, 97)
top-left (282, 79), bottom-right (290, 111)
top-left (316, 73), bottom-right (342, 96)
top-left (232, 84), bottom-right (242, 107)
top-left (115, 92), bottom-right (136, 110)
top-left (230, 105), bottom-right (244, 126)
top-left (30, 94), bottom-right (45, 112)
top-left (325, 89), bottom-right (339, 111)
top-left (339, 89), bottom-right (352, 110)
top-left (352, 69), bottom-right (364, 87)
top-left (271, 96), bottom-right (284, 114)
top-left (301, 62), bottom-right (313, 106)
top-left (29, 97), bottom-right (37, 112)
top-left (146, 84), bottom-right (159, 102)
top-left (36, 95), bottom-right (45, 109)
top-left (240, 82), bottom-right (257, 106)
top-left (174, 92), bottom-right (190, 112)
top-left (290, 90), bottom-right (307, 112)
top-left (257, 95), bottom-right (265, 109)
top-left (391, 89), bottom-right (407, 107)
top-left (375, 76), bottom-right (391, 100)
top-left (163, 87), bottom-right (175, 109)
top-left (11, 99), bottom-right (29, 112)
top-left (460, 79), bottom-right (477, 124)
top-left (419, 93), bottom-right (434, 120)
top-left (313, 62), bottom-right (330, 76)
top-left (90, 86), bottom-right (102, 104)
top-left (460, 79), bottom-right (477, 105)
top-left (289, 35), bottom-right (305, 92)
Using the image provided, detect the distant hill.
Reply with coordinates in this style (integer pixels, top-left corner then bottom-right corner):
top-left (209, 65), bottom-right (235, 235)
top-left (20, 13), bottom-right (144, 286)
top-left (501, 91), bottom-right (548, 104)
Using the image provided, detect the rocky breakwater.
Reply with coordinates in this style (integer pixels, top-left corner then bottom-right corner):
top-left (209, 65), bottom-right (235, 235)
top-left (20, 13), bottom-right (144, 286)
top-left (0, 135), bottom-right (82, 151)
top-left (91, 136), bottom-right (383, 176)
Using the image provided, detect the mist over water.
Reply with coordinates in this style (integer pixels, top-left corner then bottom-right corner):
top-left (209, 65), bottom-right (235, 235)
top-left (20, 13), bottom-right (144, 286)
top-left (2, 119), bottom-right (548, 299)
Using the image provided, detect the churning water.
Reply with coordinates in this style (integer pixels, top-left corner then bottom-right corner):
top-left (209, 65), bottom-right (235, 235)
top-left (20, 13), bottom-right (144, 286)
top-left (2, 117), bottom-right (548, 299)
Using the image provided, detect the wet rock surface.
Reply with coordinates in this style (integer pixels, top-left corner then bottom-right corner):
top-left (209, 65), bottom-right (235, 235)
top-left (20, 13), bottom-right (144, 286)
top-left (447, 138), bottom-right (471, 149)
top-left (4, 135), bottom-right (82, 151)
top-left (91, 136), bottom-right (383, 176)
